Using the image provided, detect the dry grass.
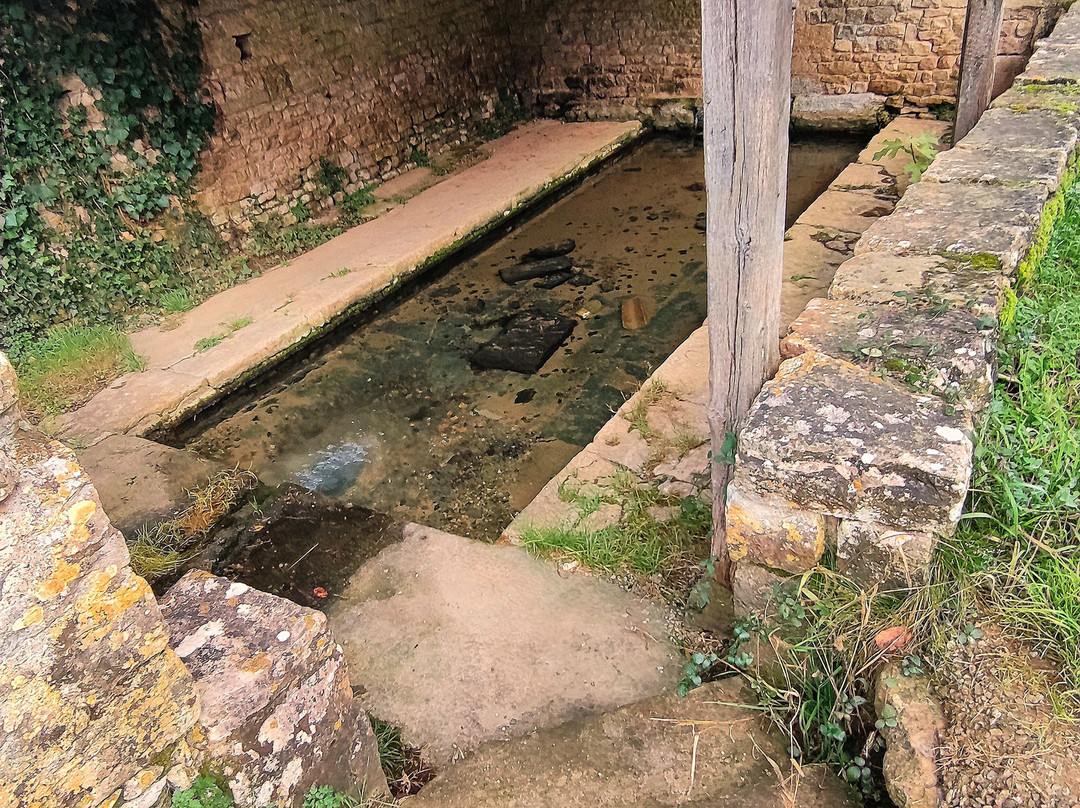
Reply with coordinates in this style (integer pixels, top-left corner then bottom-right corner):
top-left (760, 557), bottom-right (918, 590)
top-left (129, 467), bottom-right (256, 582)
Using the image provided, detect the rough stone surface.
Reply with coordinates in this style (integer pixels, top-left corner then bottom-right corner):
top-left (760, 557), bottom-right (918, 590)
top-left (327, 524), bottom-right (680, 763)
top-left (792, 92), bottom-right (886, 130)
top-left (838, 520), bottom-right (935, 591)
top-left (856, 181), bottom-right (1049, 274)
top-left (875, 662), bottom-right (946, 808)
top-left (405, 678), bottom-right (856, 808)
top-left (0, 354), bottom-right (203, 808)
top-left (1020, 41), bottom-right (1080, 83)
top-left (726, 479), bottom-right (825, 574)
top-left (160, 571), bottom-right (387, 807)
top-left (782, 297), bottom-right (995, 409)
top-left (736, 352), bottom-right (973, 536)
top-left (78, 435), bottom-right (225, 536)
top-left (829, 253), bottom-right (1006, 317)
top-left (732, 562), bottom-right (795, 618)
top-left (924, 140), bottom-right (1071, 190)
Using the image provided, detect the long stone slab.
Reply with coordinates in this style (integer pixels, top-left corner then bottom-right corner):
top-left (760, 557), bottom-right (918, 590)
top-left (60, 120), bottom-right (643, 445)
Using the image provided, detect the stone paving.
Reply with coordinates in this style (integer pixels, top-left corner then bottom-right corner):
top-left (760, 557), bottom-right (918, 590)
top-left (504, 115), bottom-right (947, 545)
top-left (58, 120), bottom-right (642, 446)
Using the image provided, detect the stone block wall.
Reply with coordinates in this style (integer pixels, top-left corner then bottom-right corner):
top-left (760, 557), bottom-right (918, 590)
top-left (187, 0), bottom-right (526, 224)
top-left (727, 4), bottom-right (1080, 612)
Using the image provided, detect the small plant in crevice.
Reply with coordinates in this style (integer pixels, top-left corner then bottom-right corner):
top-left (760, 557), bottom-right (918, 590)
top-left (873, 131), bottom-right (940, 182)
top-left (409, 147), bottom-right (431, 168)
top-left (171, 776), bottom-right (233, 808)
top-left (315, 157), bottom-right (348, 196)
top-left (369, 717), bottom-right (435, 797)
top-left (677, 650), bottom-right (721, 696)
top-left (339, 184), bottom-right (379, 220)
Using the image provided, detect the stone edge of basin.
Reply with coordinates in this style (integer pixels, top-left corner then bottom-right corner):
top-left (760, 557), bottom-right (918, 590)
top-left (58, 120), bottom-right (645, 447)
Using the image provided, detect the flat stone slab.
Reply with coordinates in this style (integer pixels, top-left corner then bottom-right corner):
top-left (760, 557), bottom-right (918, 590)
top-left (405, 679), bottom-right (855, 808)
top-left (326, 524), bottom-right (680, 763)
top-left (855, 181), bottom-right (1049, 273)
top-left (829, 253), bottom-right (1006, 316)
top-left (1020, 42), bottom-right (1080, 84)
top-left (782, 297), bottom-right (995, 408)
top-left (736, 351), bottom-right (973, 535)
top-left (956, 107), bottom-right (1078, 155)
top-left (792, 92), bottom-right (886, 131)
top-left (77, 434), bottom-right (225, 536)
top-left (61, 120), bottom-right (643, 444)
top-left (924, 142), bottom-right (1070, 191)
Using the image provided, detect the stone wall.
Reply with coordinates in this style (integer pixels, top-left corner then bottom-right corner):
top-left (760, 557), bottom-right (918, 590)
top-left (522, 0), bottom-right (1064, 119)
top-left (188, 0), bottom-right (525, 224)
top-left (727, 4), bottom-right (1080, 612)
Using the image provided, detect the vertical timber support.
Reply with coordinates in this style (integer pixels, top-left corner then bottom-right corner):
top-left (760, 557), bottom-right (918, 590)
top-left (955, 0), bottom-right (1007, 141)
top-left (701, 0), bottom-right (794, 587)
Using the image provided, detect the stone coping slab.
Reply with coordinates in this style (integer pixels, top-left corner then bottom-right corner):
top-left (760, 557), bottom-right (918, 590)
top-left (60, 120), bottom-right (643, 446)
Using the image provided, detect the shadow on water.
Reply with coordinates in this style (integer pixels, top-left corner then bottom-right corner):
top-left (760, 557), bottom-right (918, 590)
top-left (178, 133), bottom-right (864, 545)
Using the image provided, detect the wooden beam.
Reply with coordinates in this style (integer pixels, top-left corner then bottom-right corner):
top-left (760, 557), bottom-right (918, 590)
top-left (701, 0), bottom-right (794, 586)
top-left (955, 0), bottom-right (1006, 141)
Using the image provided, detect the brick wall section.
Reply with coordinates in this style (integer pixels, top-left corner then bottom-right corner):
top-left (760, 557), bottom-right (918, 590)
top-left (795, 0), bottom-right (1062, 104)
top-left (523, 0), bottom-right (1063, 117)
top-left (188, 0), bottom-right (523, 223)
top-left (726, 5), bottom-right (1080, 612)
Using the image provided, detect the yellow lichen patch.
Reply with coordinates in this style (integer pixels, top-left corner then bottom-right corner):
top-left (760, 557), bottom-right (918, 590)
top-left (35, 558), bottom-right (80, 601)
top-left (724, 500), bottom-right (759, 562)
top-left (242, 652), bottom-right (271, 675)
top-left (66, 497), bottom-right (97, 543)
top-left (12, 604), bottom-right (44, 631)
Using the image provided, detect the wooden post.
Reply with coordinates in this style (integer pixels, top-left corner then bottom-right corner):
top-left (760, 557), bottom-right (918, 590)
top-left (955, 0), bottom-right (1006, 141)
top-left (701, 0), bottom-right (794, 586)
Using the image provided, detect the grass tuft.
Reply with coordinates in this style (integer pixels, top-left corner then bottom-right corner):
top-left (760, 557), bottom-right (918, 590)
top-left (129, 467), bottom-right (256, 582)
top-left (13, 325), bottom-right (145, 421)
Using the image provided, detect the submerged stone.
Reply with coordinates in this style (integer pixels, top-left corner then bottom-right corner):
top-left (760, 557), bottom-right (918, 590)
top-left (523, 238), bottom-right (576, 261)
top-left (471, 312), bottom-right (577, 374)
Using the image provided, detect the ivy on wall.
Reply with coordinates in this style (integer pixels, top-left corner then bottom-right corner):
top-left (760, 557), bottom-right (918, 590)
top-left (0, 0), bottom-right (215, 354)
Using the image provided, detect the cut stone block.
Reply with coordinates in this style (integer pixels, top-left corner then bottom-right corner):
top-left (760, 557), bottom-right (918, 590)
top-left (924, 144), bottom-right (1070, 191)
top-left (782, 223), bottom-right (855, 329)
top-left (955, 107), bottom-right (1078, 155)
top-left (838, 520), bottom-right (935, 591)
top-left (160, 571), bottom-right (386, 808)
top-left (797, 188), bottom-right (896, 235)
top-left (782, 297), bottom-right (995, 409)
top-left (855, 181), bottom-right (1049, 274)
top-left (732, 562), bottom-right (793, 617)
top-left (1020, 43), bottom-right (1080, 84)
top-left (471, 312), bottom-right (577, 374)
top-left (832, 162), bottom-right (898, 198)
top-left (792, 92), bottom-right (886, 131)
top-left (726, 478), bottom-right (825, 574)
top-left (829, 253), bottom-right (1007, 317)
top-left (736, 352), bottom-right (973, 536)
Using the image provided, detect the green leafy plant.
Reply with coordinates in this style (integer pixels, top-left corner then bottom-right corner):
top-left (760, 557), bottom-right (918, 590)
top-left (873, 132), bottom-right (940, 182)
top-left (409, 148), bottom-right (431, 167)
top-left (339, 185), bottom-right (378, 219)
top-left (678, 651), bottom-right (720, 696)
top-left (171, 776), bottom-right (233, 808)
top-left (315, 158), bottom-right (348, 196)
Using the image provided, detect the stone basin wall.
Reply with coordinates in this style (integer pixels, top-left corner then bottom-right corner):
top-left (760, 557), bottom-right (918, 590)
top-left (0, 355), bottom-right (384, 807)
top-left (727, 3), bottom-right (1080, 611)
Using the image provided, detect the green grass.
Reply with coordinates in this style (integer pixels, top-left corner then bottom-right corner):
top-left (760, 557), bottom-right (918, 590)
top-left (12, 325), bottom-right (145, 421)
top-left (522, 473), bottom-right (710, 579)
top-left (161, 289), bottom-right (195, 313)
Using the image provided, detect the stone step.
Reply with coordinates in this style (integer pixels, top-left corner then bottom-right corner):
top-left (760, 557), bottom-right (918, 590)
top-left (402, 678), bottom-right (856, 808)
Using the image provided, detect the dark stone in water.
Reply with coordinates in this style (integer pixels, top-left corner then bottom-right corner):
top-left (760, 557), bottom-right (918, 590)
top-left (568, 271), bottom-right (597, 287)
top-left (523, 239), bottom-right (576, 261)
top-left (534, 269), bottom-right (575, 290)
top-left (694, 212), bottom-right (706, 232)
top-left (499, 255), bottom-right (573, 284)
top-left (685, 181), bottom-right (705, 192)
top-left (471, 313), bottom-right (577, 375)
top-left (515, 388), bottom-right (536, 404)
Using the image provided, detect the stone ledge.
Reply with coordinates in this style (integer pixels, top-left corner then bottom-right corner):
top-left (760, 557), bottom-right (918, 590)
top-left (855, 180), bottom-right (1049, 273)
top-left (735, 351), bottom-right (973, 536)
top-left (792, 92), bottom-right (887, 132)
top-left (781, 297), bottom-right (995, 410)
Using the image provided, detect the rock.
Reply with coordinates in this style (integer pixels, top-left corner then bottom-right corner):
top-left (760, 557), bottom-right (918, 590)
top-left (792, 92), bottom-right (886, 131)
top-left (726, 479), bottom-right (825, 574)
top-left (533, 268), bottom-right (574, 289)
top-left (621, 296), bottom-right (650, 329)
top-left (523, 239), bottom-right (576, 261)
top-left (568, 270), bottom-right (597, 287)
top-left (77, 435), bottom-right (226, 537)
top-left (0, 365), bottom-right (202, 808)
top-left (838, 520), bottom-right (935, 591)
top-left (781, 297), bottom-right (994, 410)
top-left (499, 255), bottom-right (573, 284)
top-left (578, 503), bottom-right (622, 532)
top-left (403, 678), bottom-right (856, 808)
top-left (855, 181), bottom-right (1049, 275)
top-left (875, 662), bottom-right (946, 808)
top-left (160, 571), bottom-right (387, 808)
top-left (732, 562), bottom-right (793, 616)
top-left (471, 312), bottom-right (577, 374)
top-left (694, 211), bottom-right (706, 232)
top-left (735, 351), bottom-right (973, 537)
